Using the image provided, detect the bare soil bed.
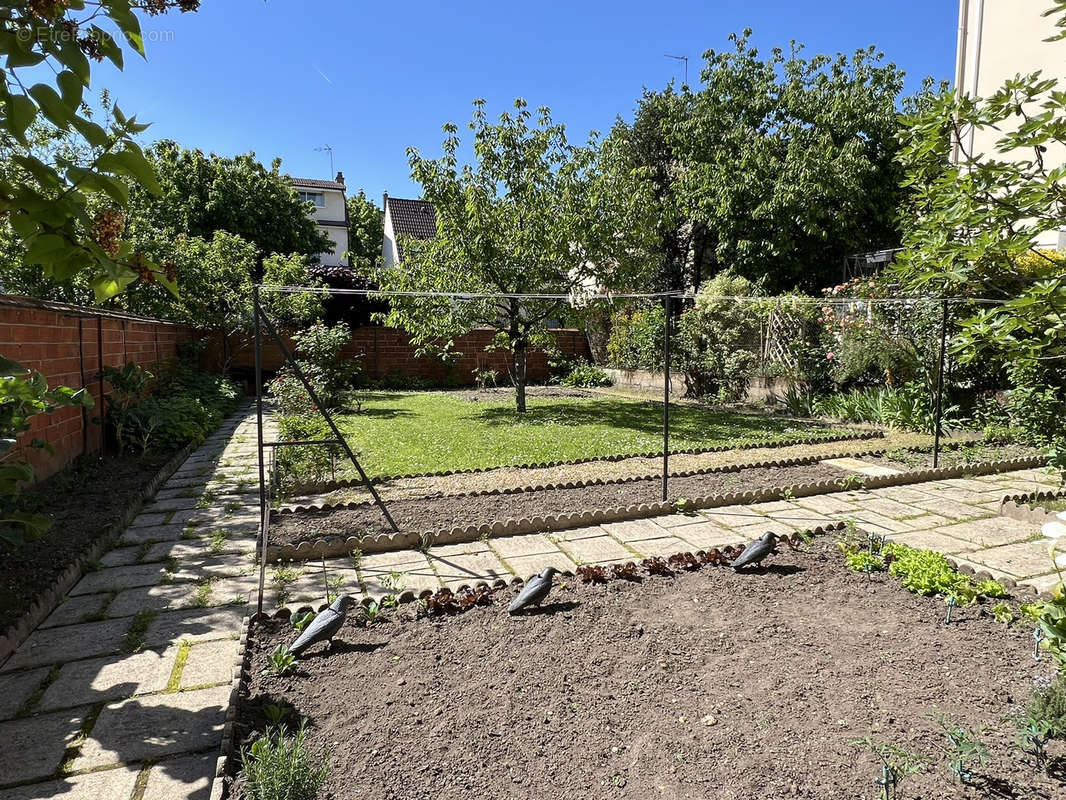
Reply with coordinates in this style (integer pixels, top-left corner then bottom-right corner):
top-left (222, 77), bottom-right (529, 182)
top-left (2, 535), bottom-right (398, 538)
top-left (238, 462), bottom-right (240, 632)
top-left (271, 462), bottom-right (842, 544)
top-left (868, 442), bottom-right (1044, 472)
top-left (235, 543), bottom-right (1063, 800)
top-left (0, 450), bottom-right (172, 632)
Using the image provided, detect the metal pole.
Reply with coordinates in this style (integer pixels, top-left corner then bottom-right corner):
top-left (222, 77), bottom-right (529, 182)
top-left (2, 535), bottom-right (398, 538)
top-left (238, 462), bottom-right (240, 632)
top-left (932, 298), bottom-right (949, 468)
top-left (663, 294), bottom-right (671, 502)
top-left (254, 297), bottom-right (400, 532)
top-left (253, 286), bottom-right (268, 618)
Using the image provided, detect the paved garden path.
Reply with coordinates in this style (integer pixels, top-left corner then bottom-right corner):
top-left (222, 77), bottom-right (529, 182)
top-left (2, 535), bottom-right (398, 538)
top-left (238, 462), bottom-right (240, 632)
top-left (269, 465), bottom-right (1065, 611)
top-left (0, 405), bottom-right (275, 800)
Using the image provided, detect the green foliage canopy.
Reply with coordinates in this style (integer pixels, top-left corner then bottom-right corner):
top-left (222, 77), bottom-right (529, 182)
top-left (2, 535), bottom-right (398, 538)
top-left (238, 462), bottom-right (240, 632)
top-left (377, 98), bottom-right (657, 411)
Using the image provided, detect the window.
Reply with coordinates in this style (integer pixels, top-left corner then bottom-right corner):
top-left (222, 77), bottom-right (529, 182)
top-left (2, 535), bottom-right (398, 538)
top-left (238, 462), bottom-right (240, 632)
top-left (298, 191), bottom-right (325, 208)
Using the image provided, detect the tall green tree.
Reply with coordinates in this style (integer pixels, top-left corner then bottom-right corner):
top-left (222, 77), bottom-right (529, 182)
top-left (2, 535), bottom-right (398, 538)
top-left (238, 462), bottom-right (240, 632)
top-left (377, 98), bottom-right (657, 412)
top-left (664, 32), bottom-right (907, 291)
top-left (345, 190), bottom-right (383, 271)
top-left (125, 140), bottom-right (331, 258)
top-left (602, 86), bottom-right (707, 292)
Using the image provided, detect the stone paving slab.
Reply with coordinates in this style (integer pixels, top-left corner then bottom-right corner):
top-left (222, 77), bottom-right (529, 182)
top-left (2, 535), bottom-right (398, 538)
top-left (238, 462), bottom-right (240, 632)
top-left (653, 512), bottom-right (715, 529)
top-left (38, 647), bottom-right (177, 712)
top-left (505, 551), bottom-right (577, 580)
top-left (1, 618), bottom-right (132, 672)
top-left (936, 517), bottom-right (1038, 549)
top-left (142, 537), bottom-right (258, 563)
top-left (629, 536), bottom-right (690, 558)
top-left (98, 547), bottom-right (143, 568)
top-left (888, 529), bottom-right (977, 555)
top-left (431, 549), bottom-right (511, 589)
top-left (40, 593), bottom-right (112, 629)
top-left (909, 496), bottom-right (990, 521)
top-left (554, 533), bottom-right (634, 565)
top-left (0, 667), bottom-right (50, 721)
top-left (0, 766), bottom-right (140, 800)
top-left (821, 457), bottom-right (902, 477)
top-left (179, 640), bottom-right (236, 690)
top-left (489, 533), bottom-right (561, 558)
top-left (69, 563), bottom-right (169, 596)
top-left (0, 706), bottom-right (90, 785)
top-left (698, 505), bottom-right (768, 528)
top-left (601, 518), bottom-right (670, 542)
top-left (143, 606), bottom-right (246, 649)
top-left (729, 519), bottom-right (799, 539)
top-left (106, 584), bottom-right (201, 618)
top-left (965, 540), bottom-right (1058, 578)
top-left (672, 522), bottom-right (745, 550)
top-left (72, 684), bottom-right (230, 771)
top-left (118, 524), bottom-right (186, 546)
top-left (144, 752), bottom-right (215, 800)
top-left (793, 493), bottom-right (860, 515)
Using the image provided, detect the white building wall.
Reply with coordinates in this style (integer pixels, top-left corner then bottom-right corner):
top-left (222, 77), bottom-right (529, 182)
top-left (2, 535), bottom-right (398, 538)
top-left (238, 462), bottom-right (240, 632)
top-left (956, 0), bottom-right (1066, 248)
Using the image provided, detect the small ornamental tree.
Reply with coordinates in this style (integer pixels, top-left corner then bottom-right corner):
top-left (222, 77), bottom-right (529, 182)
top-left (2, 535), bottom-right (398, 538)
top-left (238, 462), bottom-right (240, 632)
top-left (377, 98), bottom-right (657, 412)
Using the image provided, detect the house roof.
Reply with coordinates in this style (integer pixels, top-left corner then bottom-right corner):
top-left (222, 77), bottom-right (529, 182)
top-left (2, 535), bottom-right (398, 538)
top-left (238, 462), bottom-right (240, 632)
top-left (291, 177), bottom-right (346, 190)
top-left (387, 197), bottom-right (436, 240)
top-left (386, 197), bottom-right (437, 260)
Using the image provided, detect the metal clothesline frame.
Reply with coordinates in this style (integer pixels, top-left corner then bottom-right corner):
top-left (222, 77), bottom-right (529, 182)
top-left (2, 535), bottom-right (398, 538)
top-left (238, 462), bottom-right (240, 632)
top-left (252, 284), bottom-right (978, 614)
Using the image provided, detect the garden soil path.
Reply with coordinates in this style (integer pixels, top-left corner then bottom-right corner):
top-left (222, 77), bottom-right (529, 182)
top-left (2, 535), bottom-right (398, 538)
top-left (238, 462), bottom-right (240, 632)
top-left (267, 465), bottom-right (1063, 612)
top-left (297, 429), bottom-right (933, 505)
top-left (0, 404), bottom-right (277, 800)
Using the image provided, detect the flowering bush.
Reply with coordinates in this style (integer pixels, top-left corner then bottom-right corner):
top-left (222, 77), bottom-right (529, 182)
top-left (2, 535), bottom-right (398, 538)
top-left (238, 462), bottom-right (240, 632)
top-left (269, 323), bottom-right (362, 414)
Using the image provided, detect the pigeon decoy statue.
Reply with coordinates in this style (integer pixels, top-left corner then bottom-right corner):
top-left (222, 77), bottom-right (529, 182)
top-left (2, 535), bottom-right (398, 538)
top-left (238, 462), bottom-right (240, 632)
top-left (730, 532), bottom-right (778, 571)
top-left (288, 594), bottom-right (354, 657)
top-left (508, 567), bottom-right (560, 614)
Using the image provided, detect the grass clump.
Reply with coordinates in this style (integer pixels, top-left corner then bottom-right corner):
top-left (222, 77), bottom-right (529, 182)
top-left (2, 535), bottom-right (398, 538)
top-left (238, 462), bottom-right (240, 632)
top-left (239, 720), bottom-right (327, 800)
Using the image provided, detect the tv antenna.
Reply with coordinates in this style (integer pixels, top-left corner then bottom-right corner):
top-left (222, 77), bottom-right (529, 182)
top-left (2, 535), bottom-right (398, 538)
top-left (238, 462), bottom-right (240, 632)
top-left (314, 144), bottom-right (334, 176)
top-left (664, 54), bottom-right (688, 86)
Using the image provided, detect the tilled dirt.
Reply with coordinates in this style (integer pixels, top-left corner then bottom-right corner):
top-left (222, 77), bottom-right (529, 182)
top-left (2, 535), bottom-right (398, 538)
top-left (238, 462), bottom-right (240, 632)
top-left (271, 463), bottom-right (841, 544)
top-left (235, 543), bottom-right (1063, 800)
top-left (0, 450), bottom-right (171, 633)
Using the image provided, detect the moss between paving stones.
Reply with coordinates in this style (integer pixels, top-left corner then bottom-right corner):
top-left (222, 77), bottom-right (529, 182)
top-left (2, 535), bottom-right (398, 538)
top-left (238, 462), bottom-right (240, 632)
top-left (263, 456), bottom-right (1046, 564)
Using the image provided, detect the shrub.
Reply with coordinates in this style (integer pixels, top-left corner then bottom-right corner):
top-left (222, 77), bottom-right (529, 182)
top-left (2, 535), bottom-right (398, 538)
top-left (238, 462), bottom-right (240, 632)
top-left (269, 323), bottom-right (361, 414)
top-left (560, 361), bottom-right (611, 388)
top-left (239, 720), bottom-right (328, 800)
top-left (677, 271), bottom-right (761, 401)
top-left (276, 414), bottom-right (340, 486)
top-left (606, 304), bottom-right (665, 370)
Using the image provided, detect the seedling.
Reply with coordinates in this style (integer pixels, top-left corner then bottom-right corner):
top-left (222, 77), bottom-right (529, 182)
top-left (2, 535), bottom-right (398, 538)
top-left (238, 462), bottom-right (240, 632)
top-left (290, 611), bottom-right (315, 632)
top-left (673, 497), bottom-right (696, 514)
top-left (208, 531), bottom-right (228, 554)
top-left (991, 602), bottom-right (1014, 626)
top-left (930, 713), bottom-right (988, 783)
top-left (850, 737), bottom-right (928, 800)
top-left (262, 702), bottom-right (292, 727)
top-left (262, 644), bottom-right (296, 677)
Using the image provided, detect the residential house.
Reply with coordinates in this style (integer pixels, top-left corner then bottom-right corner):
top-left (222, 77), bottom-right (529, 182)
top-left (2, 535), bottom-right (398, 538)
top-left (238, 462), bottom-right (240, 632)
top-left (291, 173), bottom-right (350, 266)
top-left (955, 0), bottom-right (1066, 248)
top-left (381, 194), bottom-right (437, 268)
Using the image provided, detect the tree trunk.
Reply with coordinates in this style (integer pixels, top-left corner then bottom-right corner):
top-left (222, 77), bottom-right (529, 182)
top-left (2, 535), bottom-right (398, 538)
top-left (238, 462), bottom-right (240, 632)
top-left (514, 344), bottom-right (527, 413)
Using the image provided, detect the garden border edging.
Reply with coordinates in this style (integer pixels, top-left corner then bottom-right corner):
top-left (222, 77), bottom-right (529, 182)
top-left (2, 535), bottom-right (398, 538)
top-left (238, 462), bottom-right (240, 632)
top-left (999, 490), bottom-right (1066, 526)
top-left (281, 428), bottom-right (884, 494)
top-left (0, 438), bottom-right (198, 668)
top-left (210, 614), bottom-right (251, 800)
top-left (264, 455), bottom-right (1047, 563)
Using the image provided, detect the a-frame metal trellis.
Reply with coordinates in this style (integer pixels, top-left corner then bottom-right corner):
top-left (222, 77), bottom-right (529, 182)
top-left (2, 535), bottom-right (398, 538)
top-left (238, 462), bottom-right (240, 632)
top-left (252, 285), bottom-right (398, 617)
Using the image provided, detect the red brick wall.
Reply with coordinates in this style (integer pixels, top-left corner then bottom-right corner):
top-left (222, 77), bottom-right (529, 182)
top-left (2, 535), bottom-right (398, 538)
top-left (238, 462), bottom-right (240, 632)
top-left (211, 326), bottom-right (591, 385)
top-left (0, 295), bottom-right (198, 481)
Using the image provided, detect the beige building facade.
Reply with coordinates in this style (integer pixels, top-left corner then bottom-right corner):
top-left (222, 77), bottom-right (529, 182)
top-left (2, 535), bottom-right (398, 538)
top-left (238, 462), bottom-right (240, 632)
top-left (291, 174), bottom-right (350, 266)
top-left (955, 0), bottom-right (1066, 248)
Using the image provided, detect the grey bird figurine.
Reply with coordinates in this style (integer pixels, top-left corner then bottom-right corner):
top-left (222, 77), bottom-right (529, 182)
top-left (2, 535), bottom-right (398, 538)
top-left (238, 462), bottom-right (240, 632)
top-left (508, 567), bottom-right (560, 614)
top-left (289, 594), bottom-right (354, 656)
top-left (730, 532), bottom-right (778, 571)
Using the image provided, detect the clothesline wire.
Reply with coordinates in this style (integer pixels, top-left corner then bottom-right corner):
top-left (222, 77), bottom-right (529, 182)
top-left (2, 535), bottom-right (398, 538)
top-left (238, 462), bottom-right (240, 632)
top-left (254, 285), bottom-right (1005, 305)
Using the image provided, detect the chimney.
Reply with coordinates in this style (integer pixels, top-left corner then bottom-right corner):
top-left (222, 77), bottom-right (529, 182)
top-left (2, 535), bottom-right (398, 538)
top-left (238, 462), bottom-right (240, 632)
top-left (335, 171), bottom-right (345, 185)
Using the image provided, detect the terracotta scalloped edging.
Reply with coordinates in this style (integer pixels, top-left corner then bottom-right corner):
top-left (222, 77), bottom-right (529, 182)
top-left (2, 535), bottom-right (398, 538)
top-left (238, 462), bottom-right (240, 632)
top-left (1000, 490), bottom-right (1066, 525)
top-left (0, 437), bottom-right (199, 669)
top-left (264, 455), bottom-right (1048, 564)
top-left (282, 428), bottom-right (885, 495)
top-left (209, 614), bottom-right (251, 800)
top-left (276, 444), bottom-right (896, 517)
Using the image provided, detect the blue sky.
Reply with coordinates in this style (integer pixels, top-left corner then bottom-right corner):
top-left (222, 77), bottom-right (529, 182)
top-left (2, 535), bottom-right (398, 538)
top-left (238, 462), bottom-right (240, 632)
top-left (91, 0), bottom-right (958, 204)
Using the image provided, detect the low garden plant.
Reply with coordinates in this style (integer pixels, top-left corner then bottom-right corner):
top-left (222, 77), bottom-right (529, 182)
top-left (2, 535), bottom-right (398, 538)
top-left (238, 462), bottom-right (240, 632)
top-left (239, 719), bottom-right (328, 800)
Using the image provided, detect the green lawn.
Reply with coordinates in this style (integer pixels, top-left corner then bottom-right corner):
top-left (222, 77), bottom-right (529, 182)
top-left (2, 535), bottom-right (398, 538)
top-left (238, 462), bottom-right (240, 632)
top-left (331, 391), bottom-right (848, 477)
